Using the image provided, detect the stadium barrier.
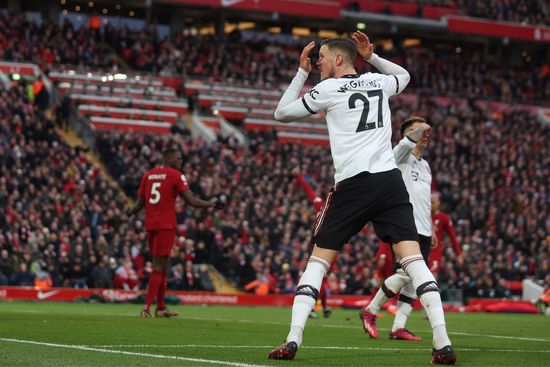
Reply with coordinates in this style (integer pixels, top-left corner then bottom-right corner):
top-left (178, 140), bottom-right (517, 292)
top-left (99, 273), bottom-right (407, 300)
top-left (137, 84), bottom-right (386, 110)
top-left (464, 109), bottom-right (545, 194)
top-left (0, 286), bottom-right (541, 314)
top-left (0, 286), bottom-right (356, 307)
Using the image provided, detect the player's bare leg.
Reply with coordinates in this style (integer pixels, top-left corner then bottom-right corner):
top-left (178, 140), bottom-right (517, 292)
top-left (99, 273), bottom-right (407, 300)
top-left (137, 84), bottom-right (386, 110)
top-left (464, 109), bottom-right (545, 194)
top-left (269, 245), bottom-right (336, 360)
top-left (393, 241), bottom-right (456, 364)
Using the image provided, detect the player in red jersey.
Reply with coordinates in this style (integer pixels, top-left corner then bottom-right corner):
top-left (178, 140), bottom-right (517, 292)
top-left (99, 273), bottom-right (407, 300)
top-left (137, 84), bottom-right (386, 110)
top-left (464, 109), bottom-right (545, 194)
top-left (374, 241), bottom-right (393, 281)
top-left (295, 169), bottom-right (333, 318)
top-left (127, 148), bottom-right (224, 318)
top-left (369, 241), bottom-right (395, 317)
top-left (429, 193), bottom-right (461, 276)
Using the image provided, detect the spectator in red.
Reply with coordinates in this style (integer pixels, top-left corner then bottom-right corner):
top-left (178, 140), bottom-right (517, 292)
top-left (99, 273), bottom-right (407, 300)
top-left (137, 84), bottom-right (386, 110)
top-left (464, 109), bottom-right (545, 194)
top-left (429, 192), bottom-right (461, 276)
top-left (126, 148), bottom-right (224, 318)
top-left (113, 259), bottom-right (140, 290)
top-left (244, 272), bottom-right (270, 295)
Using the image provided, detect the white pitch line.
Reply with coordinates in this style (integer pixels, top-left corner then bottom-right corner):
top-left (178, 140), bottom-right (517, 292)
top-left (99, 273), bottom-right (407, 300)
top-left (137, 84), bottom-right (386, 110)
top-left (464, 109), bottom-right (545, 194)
top-left (0, 338), bottom-right (269, 367)
top-left (182, 316), bottom-right (550, 343)
top-left (89, 344), bottom-right (550, 354)
top-left (449, 332), bottom-right (550, 342)
top-left (8, 309), bottom-right (44, 314)
top-left (7, 309), bottom-right (550, 343)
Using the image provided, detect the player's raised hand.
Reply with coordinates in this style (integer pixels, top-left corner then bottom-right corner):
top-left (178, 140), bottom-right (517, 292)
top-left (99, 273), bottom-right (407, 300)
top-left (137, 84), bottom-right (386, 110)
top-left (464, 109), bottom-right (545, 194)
top-left (300, 41), bottom-right (316, 73)
top-left (431, 234), bottom-right (438, 249)
top-left (406, 122), bottom-right (431, 143)
top-left (210, 195), bottom-right (227, 210)
top-left (419, 122), bottom-right (431, 141)
top-left (352, 31), bottom-right (374, 61)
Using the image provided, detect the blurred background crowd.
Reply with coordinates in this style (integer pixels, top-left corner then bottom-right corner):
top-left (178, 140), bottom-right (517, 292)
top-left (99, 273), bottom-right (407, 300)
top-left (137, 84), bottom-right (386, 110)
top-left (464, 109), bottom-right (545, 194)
top-left (0, 0), bottom-right (548, 304)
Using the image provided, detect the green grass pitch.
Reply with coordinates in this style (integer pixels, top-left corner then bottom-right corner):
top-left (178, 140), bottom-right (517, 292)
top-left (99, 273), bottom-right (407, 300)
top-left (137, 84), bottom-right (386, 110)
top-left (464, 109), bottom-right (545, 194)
top-left (1, 302), bottom-right (549, 366)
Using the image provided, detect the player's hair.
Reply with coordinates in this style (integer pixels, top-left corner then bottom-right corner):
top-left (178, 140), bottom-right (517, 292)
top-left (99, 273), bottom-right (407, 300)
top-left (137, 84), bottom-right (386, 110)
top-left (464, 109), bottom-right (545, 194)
top-left (163, 147), bottom-right (180, 159)
top-left (400, 116), bottom-right (427, 137)
top-left (320, 38), bottom-right (357, 65)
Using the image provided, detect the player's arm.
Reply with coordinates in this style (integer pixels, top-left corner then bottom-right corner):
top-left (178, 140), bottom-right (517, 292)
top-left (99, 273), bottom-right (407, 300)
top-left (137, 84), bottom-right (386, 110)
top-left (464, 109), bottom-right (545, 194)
top-left (126, 196), bottom-right (145, 216)
top-left (393, 135), bottom-right (416, 164)
top-left (352, 31), bottom-right (410, 93)
top-left (376, 253), bottom-right (387, 271)
top-left (431, 226), bottom-right (439, 249)
top-left (127, 174), bottom-right (146, 216)
top-left (444, 217), bottom-right (462, 255)
top-left (295, 170), bottom-right (322, 208)
top-left (180, 190), bottom-right (224, 209)
top-left (274, 41), bottom-right (316, 123)
top-left (393, 123), bottom-right (430, 163)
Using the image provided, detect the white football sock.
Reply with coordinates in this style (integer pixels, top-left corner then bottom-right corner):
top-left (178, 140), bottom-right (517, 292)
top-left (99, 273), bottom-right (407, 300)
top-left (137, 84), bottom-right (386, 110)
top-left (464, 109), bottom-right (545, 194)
top-left (366, 287), bottom-right (387, 314)
top-left (286, 256), bottom-right (329, 347)
top-left (366, 271), bottom-right (409, 314)
top-left (392, 282), bottom-right (415, 332)
top-left (400, 255), bottom-right (451, 350)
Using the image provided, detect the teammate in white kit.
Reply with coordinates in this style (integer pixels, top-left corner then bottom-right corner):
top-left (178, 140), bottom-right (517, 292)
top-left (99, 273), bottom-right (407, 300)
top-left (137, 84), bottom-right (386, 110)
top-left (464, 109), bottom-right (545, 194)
top-left (268, 32), bottom-right (456, 365)
top-left (360, 116), bottom-right (436, 342)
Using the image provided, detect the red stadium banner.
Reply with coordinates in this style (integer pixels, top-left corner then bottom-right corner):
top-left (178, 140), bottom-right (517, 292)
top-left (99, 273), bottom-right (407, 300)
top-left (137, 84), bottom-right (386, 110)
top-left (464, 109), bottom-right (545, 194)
top-left (160, 0), bottom-right (341, 19)
top-left (1, 287), bottom-right (539, 313)
top-left (355, 0), bottom-right (457, 20)
top-left (447, 16), bottom-right (550, 43)
top-left (0, 286), bottom-right (142, 302)
top-left (0, 61), bottom-right (40, 77)
top-left (0, 286), bottom-right (370, 307)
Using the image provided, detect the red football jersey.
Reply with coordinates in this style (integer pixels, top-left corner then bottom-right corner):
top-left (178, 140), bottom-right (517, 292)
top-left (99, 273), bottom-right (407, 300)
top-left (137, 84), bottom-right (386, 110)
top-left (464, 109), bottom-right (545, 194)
top-left (429, 211), bottom-right (461, 269)
top-left (375, 242), bottom-right (393, 279)
top-left (138, 166), bottom-right (189, 231)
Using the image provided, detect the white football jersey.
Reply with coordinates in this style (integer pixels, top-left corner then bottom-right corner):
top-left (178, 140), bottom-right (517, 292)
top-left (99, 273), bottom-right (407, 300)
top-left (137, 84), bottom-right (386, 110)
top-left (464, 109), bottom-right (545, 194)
top-left (393, 138), bottom-right (432, 236)
top-left (302, 73), bottom-right (402, 182)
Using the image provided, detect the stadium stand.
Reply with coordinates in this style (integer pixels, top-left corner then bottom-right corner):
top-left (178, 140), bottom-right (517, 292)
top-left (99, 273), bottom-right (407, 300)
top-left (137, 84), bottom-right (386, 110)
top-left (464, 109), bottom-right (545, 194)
top-left (50, 69), bottom-right (188, 133)
top-left (343, 0), bottom-right (549, 25)
top-left (0, 3), bottom-right (548, 305)
top-left (0, 81), bottom-right (207, 291)
top-left (94, 98), bottom-right (550, 300)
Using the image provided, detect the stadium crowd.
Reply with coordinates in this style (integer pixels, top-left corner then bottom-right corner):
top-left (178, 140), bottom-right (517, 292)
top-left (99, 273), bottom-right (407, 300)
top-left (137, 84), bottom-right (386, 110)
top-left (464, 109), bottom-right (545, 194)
top-left (0, 81), bottom-right (212, 292)
top-left (345, 0), bottom-right (550, 25)
top-left (0, 12), bottom-right (117, 70)
top-left (96, 128), bottom-right (380, 296)
top-left (1, 74), bottom-right (548, 302)
top-left (94, 96), bottom-right (549, 301)
top-left (1, 10), bottom-right (547, 105)
top-left (107, 28), bottom-right (550, 105)
top-left (453, 0), bottom-right (549, 25)
top-left (0, 9), bottom-right (549, 304)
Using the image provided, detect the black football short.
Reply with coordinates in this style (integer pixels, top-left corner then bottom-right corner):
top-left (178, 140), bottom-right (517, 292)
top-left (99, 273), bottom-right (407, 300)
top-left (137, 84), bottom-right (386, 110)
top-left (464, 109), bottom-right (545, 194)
top-left (418, 235), bottom-right (431, 264)
top-left (313, 169), bottom-right (419, 251)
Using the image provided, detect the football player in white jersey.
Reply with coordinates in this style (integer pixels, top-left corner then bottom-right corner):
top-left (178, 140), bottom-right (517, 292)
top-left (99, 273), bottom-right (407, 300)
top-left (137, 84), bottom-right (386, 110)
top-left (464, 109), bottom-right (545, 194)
top-left (360, 116), bottom-right (436, 342)
top-left (268, 32), bottom-right (456, 365)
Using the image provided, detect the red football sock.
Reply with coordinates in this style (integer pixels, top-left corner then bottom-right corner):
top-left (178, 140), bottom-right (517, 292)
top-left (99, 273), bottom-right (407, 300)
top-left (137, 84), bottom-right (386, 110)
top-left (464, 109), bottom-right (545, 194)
top-left (319, 285), bottom-right (327, 310)
top-left (145, 270), bottom-right (163, 312)
top-left (157, 269), bottom-right (167, 310)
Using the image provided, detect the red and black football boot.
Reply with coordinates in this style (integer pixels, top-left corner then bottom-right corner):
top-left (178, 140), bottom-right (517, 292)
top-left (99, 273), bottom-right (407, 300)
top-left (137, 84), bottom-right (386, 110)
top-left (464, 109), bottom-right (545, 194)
top-left (389, 328), bottom-right (423, 341)
top-left (431, 345), bottom-right (457, 365)
top-left (268, 341), bottom-right (298, 360)
top-left (155, 308), bottom-right (179, 318)
top-left (140, 309), bottom-right (152, 318)
top-left (359, 308), bottom-right (378, 338)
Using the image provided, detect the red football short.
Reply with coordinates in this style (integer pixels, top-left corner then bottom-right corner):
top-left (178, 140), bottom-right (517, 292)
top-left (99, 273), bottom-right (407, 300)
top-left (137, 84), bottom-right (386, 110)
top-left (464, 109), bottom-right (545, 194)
top-left (147, 229), bottom-right (176, 257)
